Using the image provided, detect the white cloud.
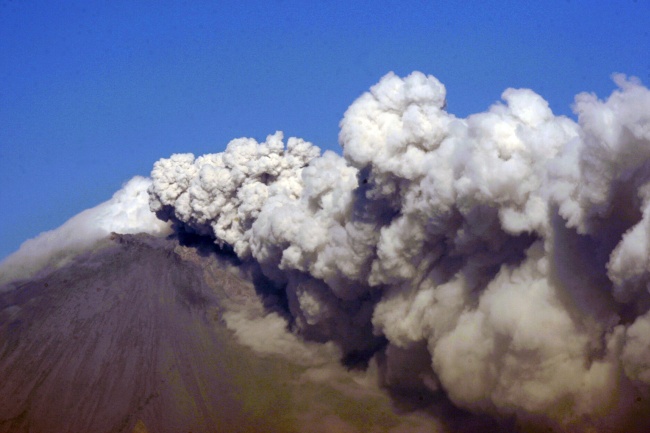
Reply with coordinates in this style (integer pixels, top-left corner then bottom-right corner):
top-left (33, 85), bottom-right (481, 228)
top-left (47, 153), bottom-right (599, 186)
top-left (0, 176), bottom-right (171, 286)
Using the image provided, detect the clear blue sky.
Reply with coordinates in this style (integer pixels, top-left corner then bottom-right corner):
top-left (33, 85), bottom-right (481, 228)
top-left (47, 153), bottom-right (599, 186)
top-left (1, 0), bottom-right (649, 260)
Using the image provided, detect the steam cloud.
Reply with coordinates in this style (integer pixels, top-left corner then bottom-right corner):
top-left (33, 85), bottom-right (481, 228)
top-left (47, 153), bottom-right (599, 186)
top-left (0, 176), bottom-right (171, 286)
top-left (148, 72), bottom-right (650, 430)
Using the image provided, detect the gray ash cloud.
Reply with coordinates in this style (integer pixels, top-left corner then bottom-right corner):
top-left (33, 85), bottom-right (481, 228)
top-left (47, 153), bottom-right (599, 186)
top-left (147, 72), bottom-right (650, 431)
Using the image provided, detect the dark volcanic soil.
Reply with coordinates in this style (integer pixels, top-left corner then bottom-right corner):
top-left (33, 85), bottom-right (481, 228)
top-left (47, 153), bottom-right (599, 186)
top-left (0, 234), bottom-right (291, 433)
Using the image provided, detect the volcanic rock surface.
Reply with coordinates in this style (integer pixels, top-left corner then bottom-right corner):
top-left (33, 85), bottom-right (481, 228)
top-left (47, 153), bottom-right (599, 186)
top-left (0, 234), bottom-right (295, 433)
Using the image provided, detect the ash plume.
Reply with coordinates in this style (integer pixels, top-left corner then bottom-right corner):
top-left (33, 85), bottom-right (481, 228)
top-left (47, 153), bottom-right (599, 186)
top-left (148, 71), bottom-right (650, 431)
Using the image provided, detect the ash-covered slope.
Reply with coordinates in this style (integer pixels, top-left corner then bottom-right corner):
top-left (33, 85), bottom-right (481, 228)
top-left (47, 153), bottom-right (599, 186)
top-left (0, 233), bottom-right (463, 433)
top-left (0, 233), bottom-right (292, 433)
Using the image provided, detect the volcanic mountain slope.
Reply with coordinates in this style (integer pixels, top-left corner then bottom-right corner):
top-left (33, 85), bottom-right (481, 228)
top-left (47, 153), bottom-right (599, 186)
top-left (0, 233), bottom-right (277, 432)
top-left (0, 233), bottom-right (448, 433)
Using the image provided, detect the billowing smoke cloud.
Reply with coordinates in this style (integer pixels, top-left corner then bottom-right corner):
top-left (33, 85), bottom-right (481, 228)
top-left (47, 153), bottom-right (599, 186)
top-left (0, 176), bottom-right (172, 286)
top-left (148, 71), bottom-right (650, 431)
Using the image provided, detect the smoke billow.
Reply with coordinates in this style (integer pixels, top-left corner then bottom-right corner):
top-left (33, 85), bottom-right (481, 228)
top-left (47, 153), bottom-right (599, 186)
top-left (148, 71), bottom-right (650, 431)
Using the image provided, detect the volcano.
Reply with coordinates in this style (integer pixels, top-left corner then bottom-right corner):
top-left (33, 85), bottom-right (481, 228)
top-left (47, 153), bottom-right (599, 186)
top-left (0, 233), bottom-right (284, 432)
top-left (0, 233), bottom-right (458, 433)
top-left (3, 71), bottom-right (650, 432)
